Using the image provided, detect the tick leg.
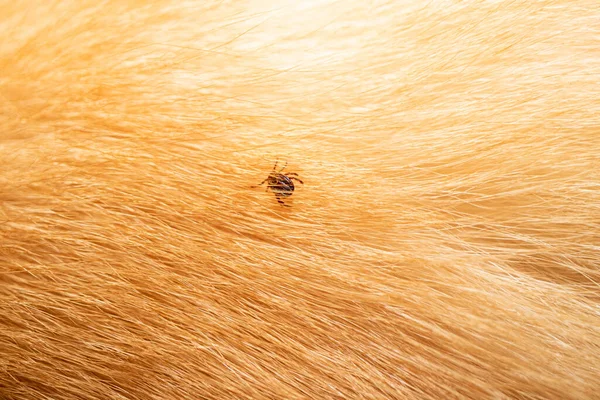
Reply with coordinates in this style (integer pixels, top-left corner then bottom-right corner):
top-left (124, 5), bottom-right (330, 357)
top-left (286, 172), bottom-right (299, 176)
top-left (273, 160), bottom-right (278, 171)
top-left (275, 195), bottom-right (290, 207)
top-left (290, 177), bottom-right (304, 185)
top-left (278, 161), bottom-right (288, 173)
top-left (251, 178), bottom-right (269, 188)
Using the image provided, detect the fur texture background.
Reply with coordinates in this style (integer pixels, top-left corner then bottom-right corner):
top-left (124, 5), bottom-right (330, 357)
top-left (1, 0), bottom-right (599, 398)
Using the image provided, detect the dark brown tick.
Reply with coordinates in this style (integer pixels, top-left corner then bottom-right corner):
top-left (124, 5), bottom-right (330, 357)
top-left (252, 161), bottom-right (304, 207)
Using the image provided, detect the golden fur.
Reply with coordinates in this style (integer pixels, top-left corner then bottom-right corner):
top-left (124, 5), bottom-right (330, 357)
top-left (1, 0), bottom-right (599, 398)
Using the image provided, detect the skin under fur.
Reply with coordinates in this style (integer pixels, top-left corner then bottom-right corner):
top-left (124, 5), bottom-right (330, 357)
top-left (1, 0), bottom-right (599, 398)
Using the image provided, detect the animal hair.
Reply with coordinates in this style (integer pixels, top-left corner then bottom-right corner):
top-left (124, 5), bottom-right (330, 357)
top-left (1, 0), bottom-right (599, 399)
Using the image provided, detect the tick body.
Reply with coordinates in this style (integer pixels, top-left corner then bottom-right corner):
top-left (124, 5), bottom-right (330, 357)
top-left (253, 161), bottom-right (304, 207)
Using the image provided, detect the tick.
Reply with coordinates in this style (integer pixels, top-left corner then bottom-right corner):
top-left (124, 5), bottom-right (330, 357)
top-left (253, 161), bottom-right (304, 207)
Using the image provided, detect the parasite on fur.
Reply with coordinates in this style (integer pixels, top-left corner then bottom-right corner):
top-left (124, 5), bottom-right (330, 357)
top-left (252, 161), bottom-right (303, 207)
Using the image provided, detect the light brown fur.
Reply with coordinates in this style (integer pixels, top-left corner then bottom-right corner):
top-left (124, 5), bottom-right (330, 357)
top-left (1, 1), bottom-right (599, 399)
